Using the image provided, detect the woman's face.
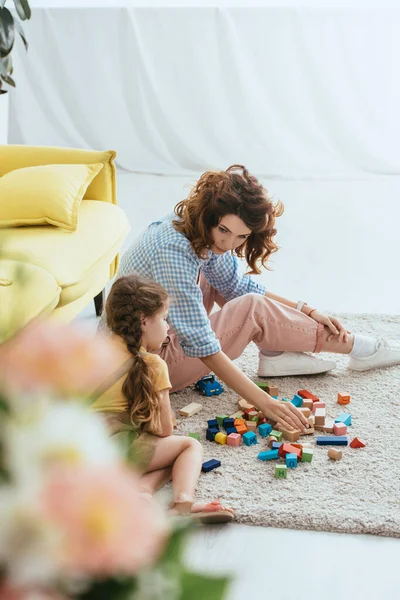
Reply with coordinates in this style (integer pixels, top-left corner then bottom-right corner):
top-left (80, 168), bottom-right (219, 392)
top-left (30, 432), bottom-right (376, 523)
top-left (210, 214), bottom-right (252, 255)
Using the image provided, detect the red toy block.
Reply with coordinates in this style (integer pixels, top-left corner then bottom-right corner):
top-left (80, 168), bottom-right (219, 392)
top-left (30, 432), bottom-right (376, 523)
top-left (350, 437), bottom-right (366, 448)
top-left (278, 443), bottom-right (301, 460)
top-left (338, 392), bottom-right (351, 405)
top-left (298, 389), bottom-right (319, 402)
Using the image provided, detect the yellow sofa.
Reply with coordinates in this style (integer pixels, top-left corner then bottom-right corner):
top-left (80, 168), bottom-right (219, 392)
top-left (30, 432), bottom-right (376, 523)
top-left (0, 145), bottom-right (130, 340)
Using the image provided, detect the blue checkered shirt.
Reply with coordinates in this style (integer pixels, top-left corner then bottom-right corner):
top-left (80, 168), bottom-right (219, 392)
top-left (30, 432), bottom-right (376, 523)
top-left (116, 213), bottom-right (267, 358)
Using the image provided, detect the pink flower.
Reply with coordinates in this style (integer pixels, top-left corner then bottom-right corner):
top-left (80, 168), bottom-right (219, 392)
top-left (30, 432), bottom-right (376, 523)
top-left (0, 321), bottom-right (122, 397)
top-left (0, 582), bottom-right (67, 600)
top-left (41, 466), bottom-right (169, 577)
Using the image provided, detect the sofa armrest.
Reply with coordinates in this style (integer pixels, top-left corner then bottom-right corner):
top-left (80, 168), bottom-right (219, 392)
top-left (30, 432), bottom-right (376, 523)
top-left (0, 145), bottom-right (117, 205)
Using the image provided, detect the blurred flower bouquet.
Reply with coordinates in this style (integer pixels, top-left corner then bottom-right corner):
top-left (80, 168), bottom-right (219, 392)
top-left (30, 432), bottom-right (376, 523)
top-left (0, 319), bottom-right (230, 600)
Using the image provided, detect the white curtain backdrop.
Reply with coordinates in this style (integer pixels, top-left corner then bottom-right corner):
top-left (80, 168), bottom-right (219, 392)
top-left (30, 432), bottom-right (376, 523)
top-left (8, 6), bottom-right (400, 176)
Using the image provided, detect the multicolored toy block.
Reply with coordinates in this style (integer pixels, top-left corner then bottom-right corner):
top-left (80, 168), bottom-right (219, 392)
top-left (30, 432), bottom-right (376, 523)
top-left (298, 389), bottom-right (319, 402)
top-left (207, 419), bottom-right (219, 429)
top-left (316, 436), bottom-right (348, 446)
top-left (215, 432), bottom-right (227, 445)
top-left (266, 435), bottom-right (278, 447)
top-left (300, 448), bottom-right (313, 462)
top-left (206, 427), bottom-right (219, 442)
top-left (337, 392), bottom-right (351, 405)
top-left (328, 448), bottom-right (342, 461)
top-left (350, 437), bottom-right (366, 449)
top-left (258, 449), bottom-right (279, 461)
top-left (335, 412), bottom-right (352, 426)
top-left (275, 464), bottom-right (287, 478)
top-left (202, 459), bottom-right (221, 472)
top-left (247, 410), bottom-right (259, 422)
top-left (189, 433), bottom-right (201, 441)
top-left (333, 422), bottom-right (347, 436)
top-left (291, 394), bottom-right (303, 408)
top-left (179, 402), bottom-right (203, 417)
top-left (270, 429), bottom-right (282, 442)
top-left (216, 414), bottom-right (229, 426)
top-left (286, 453), bottom-right (298, 468)
top-left (258, 423), bottom-right (273, 438)
top-left (227, 433), bottom-right (241, 447)
top-left (243, 431), bottom-right (258, 446)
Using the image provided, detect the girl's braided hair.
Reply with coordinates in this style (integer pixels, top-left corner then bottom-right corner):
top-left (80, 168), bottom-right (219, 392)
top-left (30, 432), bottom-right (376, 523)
top-left (173, 164), bottom-right (284, 275)
top-left (105, 274), bottom-right (169, 433)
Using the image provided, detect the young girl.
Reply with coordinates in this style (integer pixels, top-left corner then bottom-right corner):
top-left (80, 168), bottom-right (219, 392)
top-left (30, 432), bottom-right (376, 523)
top-left (92, 273), bottom-right (234, 523)
top-left (105, 164), bottom-right (400, 433)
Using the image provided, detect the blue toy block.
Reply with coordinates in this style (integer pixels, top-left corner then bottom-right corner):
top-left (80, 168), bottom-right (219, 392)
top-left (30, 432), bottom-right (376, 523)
top-left (335, 412), bottom-right (352, 426)
top-left (243, 431), bottom-right (258, 446)
top-left (207, 419), bottom-right (219, 429)
top-left (316, 435), bottom-right (348, 446)
top-left (271, 395), bottom-right (278, 399)
top-left (258, 423), bottom-right (273, 438)
top-left (291, 394), bottom-right (303, 408)
top-left (201, 459), bottom-right (221, 473)
top-left (225, 427), bottom-right (238, 435)
top-left (258, 449), bottom-right (279, 461)
top-left (206, 427), bottom-right (219, 442)
top-left (271, 441), bottom-right (283, 450)
top-left (286, 453), bottom-right (298, 468)
top-left (223, 418), bottom-right (235, 430)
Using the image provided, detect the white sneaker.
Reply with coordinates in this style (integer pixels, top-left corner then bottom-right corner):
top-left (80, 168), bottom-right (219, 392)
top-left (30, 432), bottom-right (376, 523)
top-left (258, 351), bottom-right (337, 377)
top-left (348, 338), bottom-right (400, 372)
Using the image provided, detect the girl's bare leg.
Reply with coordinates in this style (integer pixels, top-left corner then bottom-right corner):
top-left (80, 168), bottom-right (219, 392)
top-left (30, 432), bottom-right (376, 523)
top-left (140, 467), bottom-right (172, 496)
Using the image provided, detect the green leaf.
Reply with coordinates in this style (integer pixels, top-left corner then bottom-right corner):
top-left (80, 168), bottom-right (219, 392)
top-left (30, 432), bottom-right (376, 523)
top-left (13, 0), bottom-right (31, 21)
top-left (157, 521), bottom-right (192, 568)
top-left (76, 576), bottom-right (136, 600)
top-left (1, 73), bottom-right (15, 86)
top-left (0, 55), bottom-right (12, 77)
top-left (13, 17), bottom-right (27, 50)
top-left (0, 7), bottom-right (15, 58)
top-left (0, 392), bottom-right (10, 415)
top-left (180, 570), bottom-right (231, 600)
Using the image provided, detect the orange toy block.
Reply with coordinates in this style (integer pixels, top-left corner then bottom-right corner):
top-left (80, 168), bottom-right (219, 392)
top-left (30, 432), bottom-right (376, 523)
top-left (328, 448), bottom-right (343, 461)
top-left (350, 437), bottom-right (366, 448)
top-left (234, 418), bottom-right (246, 427)
top-left (290, 443), bottom-right (303, 459)
top-left (236, 424), bottom-right (248, 435)
top-left (278, 443), bottom-right (302, 460)
top-left (338, 392), bottom-right (351, 405)
top-left (298, 389), bottom-right (319, 402)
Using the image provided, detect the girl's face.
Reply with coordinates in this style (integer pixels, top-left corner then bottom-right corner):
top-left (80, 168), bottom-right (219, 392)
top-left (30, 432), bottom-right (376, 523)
top-left (210, 214), bottom-right (252, 255)
top-left (141, 304), bottom-right (170, 352)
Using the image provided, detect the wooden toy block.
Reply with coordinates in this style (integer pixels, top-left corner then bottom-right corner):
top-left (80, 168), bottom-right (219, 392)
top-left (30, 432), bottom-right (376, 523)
top-left (215, 432), bottom-right (227, 445)
top-left (291, 394), bottom-right (303, 408)
top-left (350, 437), bottom-right (366, 449)
top-left (266, 435), bottom-right (278, 447)
top-left (299, 407), bottom-right (311, 418)
top-left (179, 402), bottom-right (203, 417)
top-left (258, 449), bottom-right (279, 461)
top-left (320, 419), bottom-right (335, 433)
top-left (236, 424), bottom-right (248, 435)
top-left (267, 384), bottom-right (279, 396)
top-left (316, 436), bottom-right (348, 446)
top-left (229, 411), bottom-right (244, 420)
top-left (217, 414), bottom-right (229, 426)
top-left (333, 422), bottom-right (347, 436)
top-left (298, 389), bottom-right (319, 402)
top-left (277, 427), bottom-right (301, 442)
top-left (302, 399), bottom-right (314, 410)
top-left (207, 419), bottom-right (219, 429)
top-left (271, 441), bottom-right (283, 450)
top-left (312, 401), bottom-right (326, 411)
top-left (315, 423), bottom-right (328, 432)
top-left (337, 392), bottom-right (351, 405)
top-left (223, 418), bottom-right (235, 430)
top-left (328, 448), bottom-right (342, 461)
top-left (335, 412), bottom-right (352, 426)
top-left (278, 443), bottom-right (301, 460)
top-left (225, 427), bottom-right (238, 436)
top-left (289, 443), bottom-right (303, 459)
top-left (300, 448), bottom-right (313, 462)
top-left (234, 418), bottom-right (246, 426)
top-left (314, 408), bottom-right (326, 426)
top-left (206, 427), bottom-right (219, 442)
top-left (247, 410), bottom-right (259, 422)
top-left (255, 381), bottom-right (269, 391)
top-left (243, 431), bottom-right (258, 446)
top-left (275, 464), bottom-right (287, 478)
top-left (270, 429), bottom-right (282, 442)
top-left (202, 459), bottom-right (221, 472)
top-left (245, 421), bottom-right (257, 432)
top-left (286, 453), bottom-right (298, 468)
top-left (302, 427), bottom-right (315, 435)
top-left (238, 398), bottom-right (255, 411)
top-left (258, 423), bottom-right (273, 438)
top-left (189, 433), bottom-right (201, 441)
top-left (227, 433), bottom-right (241, 446)
top-left (308, 415), bottom-right (315, 427)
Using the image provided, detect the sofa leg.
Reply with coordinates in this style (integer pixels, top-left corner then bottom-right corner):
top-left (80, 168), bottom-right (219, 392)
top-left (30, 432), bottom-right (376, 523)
top-left (94, 289), bottom-right (105, 317)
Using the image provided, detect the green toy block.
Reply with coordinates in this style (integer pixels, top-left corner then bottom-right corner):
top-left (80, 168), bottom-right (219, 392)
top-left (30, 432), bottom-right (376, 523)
top-left (189, 433), bottom-right (201, 441)
top-left (270, 429), bottom-right (282, 442)
top-left (216, 415), bottom-right (229, 427)
top-left (275, 464), bottom-right (287, 478)
top-left (301, 448), bottom-right (313, 462)
top-left (281, 397), bottom-right (290, 402)
top-left (255, 381), bottom-right (269, 391)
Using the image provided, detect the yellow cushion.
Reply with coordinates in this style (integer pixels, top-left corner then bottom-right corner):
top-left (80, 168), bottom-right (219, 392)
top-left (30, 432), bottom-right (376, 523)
top-left (0, 163), bottom-right (104, 231)
top-left (0, 259), bottom-right (61, 342)
top-left (1, 200), bottom-right (130, 306)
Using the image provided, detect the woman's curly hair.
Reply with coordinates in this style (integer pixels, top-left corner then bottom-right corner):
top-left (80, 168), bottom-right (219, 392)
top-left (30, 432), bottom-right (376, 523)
top-left (173, 164), bottom-right (284, 274)
top-left (105, 274), bottom-right (169, 434)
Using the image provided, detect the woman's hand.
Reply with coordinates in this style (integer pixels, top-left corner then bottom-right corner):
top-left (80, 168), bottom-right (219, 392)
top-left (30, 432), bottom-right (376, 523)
top-left (261, 396), bottom-right (309, 432)
top-left (308, 310), bottom-right (349, 343)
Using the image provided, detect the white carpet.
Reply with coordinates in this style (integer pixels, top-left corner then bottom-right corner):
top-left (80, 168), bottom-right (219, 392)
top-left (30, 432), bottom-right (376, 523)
top-left (169, 314), bottom-right (400, 537)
